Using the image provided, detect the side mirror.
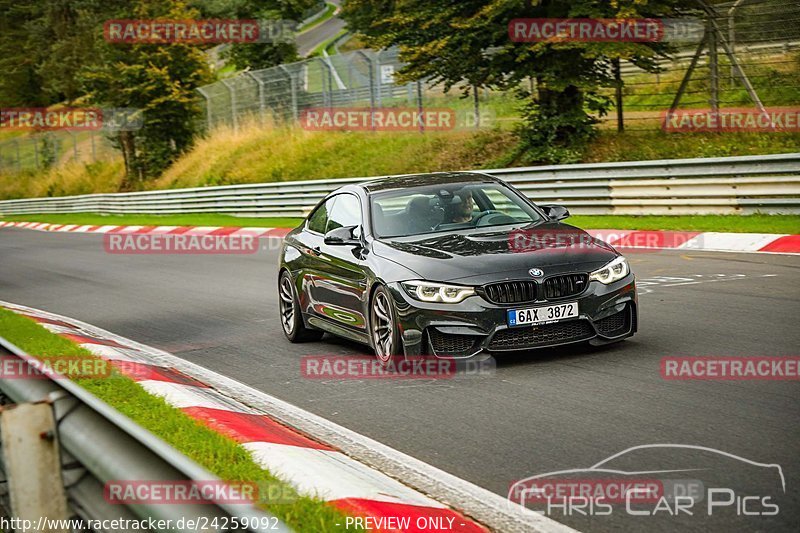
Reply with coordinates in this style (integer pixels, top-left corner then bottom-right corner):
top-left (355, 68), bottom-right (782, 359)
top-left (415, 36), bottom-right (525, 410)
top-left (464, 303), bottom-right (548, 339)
top-left (540, 204), bottom-right (570, 221)
top-left (324, 225), bottom-right (361, 246)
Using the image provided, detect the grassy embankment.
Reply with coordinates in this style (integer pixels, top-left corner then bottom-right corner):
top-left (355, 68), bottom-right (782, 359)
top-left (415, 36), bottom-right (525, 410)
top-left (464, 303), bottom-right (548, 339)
top-left (0, 50), bottom-right (797, 215)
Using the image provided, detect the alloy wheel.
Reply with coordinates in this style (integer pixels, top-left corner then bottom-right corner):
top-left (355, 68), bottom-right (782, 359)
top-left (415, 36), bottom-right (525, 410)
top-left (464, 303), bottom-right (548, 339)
top-left (279, 275), bottom-right (295, 335)
top-left (371, 291), bottom-right (394, 361)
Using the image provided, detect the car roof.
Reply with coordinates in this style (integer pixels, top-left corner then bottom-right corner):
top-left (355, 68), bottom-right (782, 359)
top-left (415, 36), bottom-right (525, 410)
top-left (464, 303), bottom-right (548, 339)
top-left (360, 171), bottom-right (497, 194)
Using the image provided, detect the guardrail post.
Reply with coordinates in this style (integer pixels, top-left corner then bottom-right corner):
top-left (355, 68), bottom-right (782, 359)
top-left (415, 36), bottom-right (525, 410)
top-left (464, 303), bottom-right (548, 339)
top-left (0, 402), bottom-right (70, 531)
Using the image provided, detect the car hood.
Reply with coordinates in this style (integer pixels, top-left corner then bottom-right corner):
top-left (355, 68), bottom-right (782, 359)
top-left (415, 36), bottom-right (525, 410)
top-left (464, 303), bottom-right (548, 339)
top-left (372, 222), bottom-right (618, 284)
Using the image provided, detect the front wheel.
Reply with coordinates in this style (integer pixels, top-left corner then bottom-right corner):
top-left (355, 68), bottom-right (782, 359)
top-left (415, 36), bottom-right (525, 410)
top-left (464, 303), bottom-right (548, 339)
top-left (279, 271), bottom-right (324, 342)
top-left (369, 285), bottom-right (404, 367)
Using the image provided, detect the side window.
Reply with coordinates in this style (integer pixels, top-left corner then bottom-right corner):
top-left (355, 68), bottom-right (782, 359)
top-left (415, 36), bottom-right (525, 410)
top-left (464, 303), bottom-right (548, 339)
top-left (326, 194), bottom-right (362, 232)
top-left (307, 197), bottom-right (334, 233)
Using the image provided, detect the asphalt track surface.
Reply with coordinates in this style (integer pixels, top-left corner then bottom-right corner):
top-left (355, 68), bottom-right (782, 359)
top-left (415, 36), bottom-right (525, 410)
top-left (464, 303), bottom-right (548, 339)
top-left (1, 227), bottom-right (798, 532)
top-left (296, 1), bottom-right (345, 57)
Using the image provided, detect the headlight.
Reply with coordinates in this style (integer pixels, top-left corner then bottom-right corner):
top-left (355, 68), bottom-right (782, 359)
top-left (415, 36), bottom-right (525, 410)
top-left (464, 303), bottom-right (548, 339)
top-left (401, 281), bottom-right (475, 303)
top-left (589, 256), bottom-right (629, 285)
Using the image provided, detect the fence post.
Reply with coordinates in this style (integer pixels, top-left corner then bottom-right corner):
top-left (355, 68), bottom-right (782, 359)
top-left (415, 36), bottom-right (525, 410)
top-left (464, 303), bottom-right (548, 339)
top-left (707, 17), bottom-right (719, 114)
top-left (221, 79), bottom-right (239, 132)
top-left (613, 58), bottom-right (624, 133)
top-left (374, 53), bottom-right (383, 108)
top-left (279, 65), bottom-right (299, 122)
top-left (347, 61), bottom-right (356, 104)
top-left (416, 80), bottom-right (424, 134)
top-left (246, 71), bottom-right (267, 123)
top-left (197, 87), bottom-right (212, 131)
top-left (355, 51), bottom-right (375, 131)
top-left (472, 85), bottom-right (480, 129)
top-left (318, 57), bottom-right (334, 108)
top-left (13, 140), bottom-right (22, 172)
top-left (70, 132), bottom-right (79, 161)
top-left (727, 0), bottom-right (745, 86)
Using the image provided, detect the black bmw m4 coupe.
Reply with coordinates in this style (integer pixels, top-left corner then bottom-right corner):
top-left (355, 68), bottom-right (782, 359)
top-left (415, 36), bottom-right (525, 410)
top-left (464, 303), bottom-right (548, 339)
top-left (278, 172), bottom-right (637, 364)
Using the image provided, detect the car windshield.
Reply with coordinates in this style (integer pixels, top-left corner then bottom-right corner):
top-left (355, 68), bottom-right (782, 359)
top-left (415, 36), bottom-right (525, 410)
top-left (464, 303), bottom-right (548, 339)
top-left (370, 181), bottom-right (543, 238)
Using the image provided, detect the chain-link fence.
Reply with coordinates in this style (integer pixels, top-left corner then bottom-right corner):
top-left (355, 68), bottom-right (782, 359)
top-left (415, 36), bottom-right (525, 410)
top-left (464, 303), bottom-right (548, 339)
top-left (0, 130), bottom-right (118, 175)
top-left (604, 0), bottom-right (800, 131)
top-left (197, 47), bottom-right (437, 131)
top-left (196, 0), bottom-right (799, 134)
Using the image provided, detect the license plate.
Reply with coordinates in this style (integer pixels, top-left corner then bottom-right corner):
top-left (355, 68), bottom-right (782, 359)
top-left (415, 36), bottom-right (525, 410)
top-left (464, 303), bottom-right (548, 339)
top-left (507, 302), bottom-right (578, 327)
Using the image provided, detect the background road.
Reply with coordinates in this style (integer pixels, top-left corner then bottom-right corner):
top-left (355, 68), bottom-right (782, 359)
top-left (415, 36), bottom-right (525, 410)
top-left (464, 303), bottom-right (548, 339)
top-left (1, 227), bottom-right (798, 532)
top-left (296, 1), bottom-right (345, 57)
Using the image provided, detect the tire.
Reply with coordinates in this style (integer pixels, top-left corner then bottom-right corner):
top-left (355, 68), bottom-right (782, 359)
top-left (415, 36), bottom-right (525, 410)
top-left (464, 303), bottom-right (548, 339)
top-left (279, 271), bottom-right (324, 342)
top-left (369, 285), bottom-right (404, 367)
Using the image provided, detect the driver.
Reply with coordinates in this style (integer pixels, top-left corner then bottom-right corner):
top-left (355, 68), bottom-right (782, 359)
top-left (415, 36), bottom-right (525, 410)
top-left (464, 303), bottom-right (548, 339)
top-left (447, 188), bottom-right (475, 223)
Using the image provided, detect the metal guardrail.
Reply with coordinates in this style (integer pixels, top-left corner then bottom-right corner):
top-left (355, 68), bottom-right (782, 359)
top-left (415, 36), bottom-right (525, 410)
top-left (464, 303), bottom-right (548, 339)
top-left (0, 336), bottom-right (289, 533)
top-left (0, 154), bottom-right (798, 217)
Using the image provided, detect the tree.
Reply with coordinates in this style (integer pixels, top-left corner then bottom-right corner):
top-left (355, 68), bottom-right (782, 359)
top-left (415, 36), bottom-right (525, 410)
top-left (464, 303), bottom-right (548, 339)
top-left (195, 0), bottom-right (318, 70)
top-left (342, 0), bottom-right (697, 163)
top-left (82, 0), bottom-right (212, 187)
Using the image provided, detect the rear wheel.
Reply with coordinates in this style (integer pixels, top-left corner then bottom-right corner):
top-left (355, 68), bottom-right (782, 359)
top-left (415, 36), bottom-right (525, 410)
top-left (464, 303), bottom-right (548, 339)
top-left (279, 271), bottom-right (323, 342)
top-left (370, 285), bottom-right (403, 367)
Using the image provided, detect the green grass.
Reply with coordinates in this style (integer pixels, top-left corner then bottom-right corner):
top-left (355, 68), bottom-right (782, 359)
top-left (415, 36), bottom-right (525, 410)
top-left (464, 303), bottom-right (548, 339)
top-left (568, 215), bottom-right (800, 234)
top-left (3, 213), bottom-right (797, 234)
top-left (0, 213), bottom-right (303, 228)
top-left (1, 49), bottom-right (798, 200)
top-left (614, 53), bottom-right (800, 111)
top-left (0, 308), bottom-right (359, 532)
top-left (584, 130), bottom-right (800, 162)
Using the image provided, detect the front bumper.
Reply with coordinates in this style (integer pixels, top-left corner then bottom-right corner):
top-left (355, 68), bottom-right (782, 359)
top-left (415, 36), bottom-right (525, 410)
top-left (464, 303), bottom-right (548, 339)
top-left (388, 275), bottom-right (638, 358)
